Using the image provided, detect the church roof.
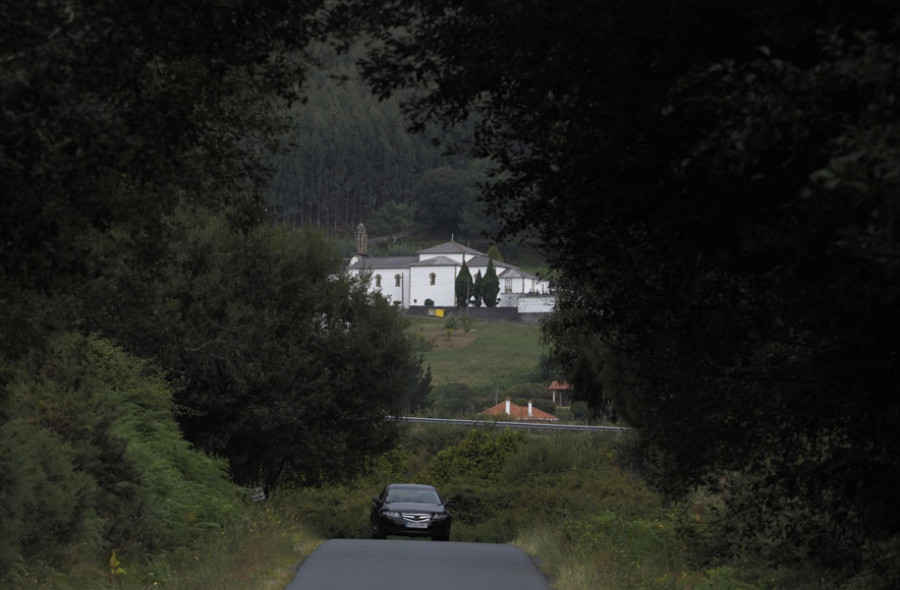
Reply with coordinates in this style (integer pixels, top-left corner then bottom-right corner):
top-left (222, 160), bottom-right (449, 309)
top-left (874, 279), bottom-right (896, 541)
top-left (418, 241), bottom-right (485, 257)
top-left (348, 256), bottom-right (417, 270)
top-left (409, 256), bottom-right (460, 267)
top-left (348, 240), bottom-right (537, 277)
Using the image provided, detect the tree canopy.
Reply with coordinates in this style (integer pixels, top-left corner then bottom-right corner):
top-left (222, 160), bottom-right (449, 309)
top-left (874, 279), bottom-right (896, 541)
top-left (481, 258), bottom-right (500, 308)
top-left (264, 43), bottom-right (485, 236)
top-left (351, 0), bottom-right (900, 584)
top-left (144, 218), bottom-right (427, 489)
top-left (1, 0), bottom-right (329, 356)
top-left (455, 260), bottom-right (474, 307)
top-left (1, 2), bottom-right (432, 579)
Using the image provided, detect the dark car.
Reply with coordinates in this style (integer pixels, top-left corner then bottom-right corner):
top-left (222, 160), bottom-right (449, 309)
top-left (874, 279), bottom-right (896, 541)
top-left (370, 483), bottom-right (452, 541)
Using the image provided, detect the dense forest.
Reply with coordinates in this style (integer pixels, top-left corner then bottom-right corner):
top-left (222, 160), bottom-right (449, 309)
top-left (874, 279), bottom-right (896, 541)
top-left (266, 44), bottom-right (492, 239)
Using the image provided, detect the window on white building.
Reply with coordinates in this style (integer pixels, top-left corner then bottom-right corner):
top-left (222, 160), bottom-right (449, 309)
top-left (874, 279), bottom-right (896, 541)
top-left (395, 274), bottom-right (401, 287)
top-left (375, 275), bottom-right (382, 288)
top-left (429, 273), bottom-right (436, 286)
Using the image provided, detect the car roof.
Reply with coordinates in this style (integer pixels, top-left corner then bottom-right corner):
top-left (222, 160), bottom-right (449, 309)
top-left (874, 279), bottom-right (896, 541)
top-left (386, 483), bottom-right (437, 491)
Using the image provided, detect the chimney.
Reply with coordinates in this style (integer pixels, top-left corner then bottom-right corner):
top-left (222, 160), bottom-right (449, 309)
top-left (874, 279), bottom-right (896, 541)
top-left (528, 401), bottom-right (533, 418)
top-left (505, 399), bottom-right (511, 415)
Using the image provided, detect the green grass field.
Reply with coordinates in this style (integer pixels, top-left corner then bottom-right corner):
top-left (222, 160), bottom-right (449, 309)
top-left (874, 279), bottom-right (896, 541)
top-left (406, 315), bottom-right (547, 391)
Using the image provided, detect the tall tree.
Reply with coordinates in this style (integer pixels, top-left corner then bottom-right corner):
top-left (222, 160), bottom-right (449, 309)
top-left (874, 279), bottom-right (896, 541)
top-left (411, 164), bottom-right (484, 234)
top-left (481, 258), bottom-right (500, 308)
top-left (349, 0), bottom-right (900, 583)
top-left (472, 270), bottom-right (484, 307)
top-left (141, 218), bottom-right (430, 490)
top-left (0, 1), bottom-right (328, 358)
top-left (455, 260), bottom-right (474, 307)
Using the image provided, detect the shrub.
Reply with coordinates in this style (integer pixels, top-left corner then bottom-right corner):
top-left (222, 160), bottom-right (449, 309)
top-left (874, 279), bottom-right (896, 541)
top-left (503, 432), bottom-right (619, 483)
top-left (0, 333), bottom-right (241, 582)
top-left (443, 313), bottom-right (460, 337)
top-left (426, 383), bottom-right (489, 417)
top-left (400, 424), bottom-right (470, 474)
top-left (504, 382), bottom-right (550, 400)
top-left (282, 486), bottom-right (370, 540)
top-left (420, 428), bottom-right (522, 486)
top-left (459, 315), bottom-right (475, 333)
top-left (364, 447), bottom-right (413, 483)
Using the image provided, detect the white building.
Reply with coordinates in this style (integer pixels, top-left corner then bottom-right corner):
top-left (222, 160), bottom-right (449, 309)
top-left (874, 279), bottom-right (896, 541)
top-left (347, 224), bottom-right (553, 310)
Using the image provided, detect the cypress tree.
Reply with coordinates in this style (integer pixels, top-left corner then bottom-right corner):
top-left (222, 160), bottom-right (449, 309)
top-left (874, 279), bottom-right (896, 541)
top-left (473, 270), bottom-right (484, 307)
top-left (455, 260), bottom-right (473, 307)
top-left (482, 258), bottom-right (500, 307)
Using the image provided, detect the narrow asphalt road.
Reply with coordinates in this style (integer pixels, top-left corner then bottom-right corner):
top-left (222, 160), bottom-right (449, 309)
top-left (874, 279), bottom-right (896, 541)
top-left (285, 539), bottom-right (551, 590)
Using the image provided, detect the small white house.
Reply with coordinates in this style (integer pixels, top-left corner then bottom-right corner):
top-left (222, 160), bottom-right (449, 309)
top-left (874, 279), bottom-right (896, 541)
top-left (347, 224), bottom-right (552, 310)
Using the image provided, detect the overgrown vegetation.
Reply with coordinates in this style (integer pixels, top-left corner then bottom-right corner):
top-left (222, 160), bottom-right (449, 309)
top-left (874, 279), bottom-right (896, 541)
top-left (0, 334), bottom-right (242, 586)
top-left (4, 491), bottom-right (321, 590)
top-left (287, 424), bottom-right (816, 589)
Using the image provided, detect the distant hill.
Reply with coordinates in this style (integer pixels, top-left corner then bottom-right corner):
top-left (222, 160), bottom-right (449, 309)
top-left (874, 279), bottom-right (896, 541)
top-left (266, 43), bottom-right (486, 238)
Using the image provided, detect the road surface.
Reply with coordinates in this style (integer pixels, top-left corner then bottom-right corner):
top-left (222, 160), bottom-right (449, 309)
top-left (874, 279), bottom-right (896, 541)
top-left (284, 539), bottom-right (551, 590)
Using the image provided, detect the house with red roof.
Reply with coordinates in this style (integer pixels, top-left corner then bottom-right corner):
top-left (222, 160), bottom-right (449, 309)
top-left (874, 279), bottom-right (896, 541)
top-left (482, 399), bottom-right (558, 422)
top-left (548, 380), bottom-right (571, 407)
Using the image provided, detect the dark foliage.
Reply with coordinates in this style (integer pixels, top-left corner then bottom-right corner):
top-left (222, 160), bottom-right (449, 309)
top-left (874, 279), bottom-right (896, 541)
top-left (348, 0), bottom-right (900, 584)
top-left (481, 258), bottom-right (500, 308)
top-left (1, 2), bottom-right (434, 579)
top-left (454, 260), bottom-right (474, 307)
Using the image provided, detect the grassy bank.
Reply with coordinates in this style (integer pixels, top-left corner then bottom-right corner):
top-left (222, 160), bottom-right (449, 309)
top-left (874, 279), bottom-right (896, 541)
top-left (14, 496), bottom-right (321, 590)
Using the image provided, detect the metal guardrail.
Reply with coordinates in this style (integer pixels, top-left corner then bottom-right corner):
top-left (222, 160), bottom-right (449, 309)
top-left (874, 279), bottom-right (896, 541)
top-left (392, 416), bottom-right (631, 433)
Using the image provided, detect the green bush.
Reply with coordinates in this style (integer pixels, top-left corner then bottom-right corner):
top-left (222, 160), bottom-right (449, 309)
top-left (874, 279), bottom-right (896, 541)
top-left (0, 417), bottom-right (101, 576)
top-left (503, 432), bottom-right (621, 482)
top-left (443, 313), bottom-right (461, 337)
top-left (401, 424), bottom-right (470, 475)
top-left (504, 382), bottom-right (551, 401)
top-left (420, 428), bottom-right (522, 486)
top-left (459, 315), bottom-right (475, 333)
top-left (426, 383), bottom-right (491, 417)
top-left (283, 486), bottom-right (371, 539)
top-left (0, 333), bottom-right (242, 583)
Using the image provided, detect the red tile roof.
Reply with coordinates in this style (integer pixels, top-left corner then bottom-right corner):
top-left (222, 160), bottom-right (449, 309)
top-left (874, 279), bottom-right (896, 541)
top-left (483, 400), bottom-right (559, 421)
top-left (549, 380), bottom-right (570, 391)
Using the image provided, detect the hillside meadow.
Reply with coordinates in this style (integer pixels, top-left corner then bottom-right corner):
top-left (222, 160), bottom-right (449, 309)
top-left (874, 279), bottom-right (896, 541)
top-left (408, 315), bottom-right (547, 387)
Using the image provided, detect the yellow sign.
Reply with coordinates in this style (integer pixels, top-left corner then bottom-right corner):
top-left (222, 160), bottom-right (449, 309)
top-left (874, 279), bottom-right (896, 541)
top-left (435, 309), bottom-right (445, 317)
